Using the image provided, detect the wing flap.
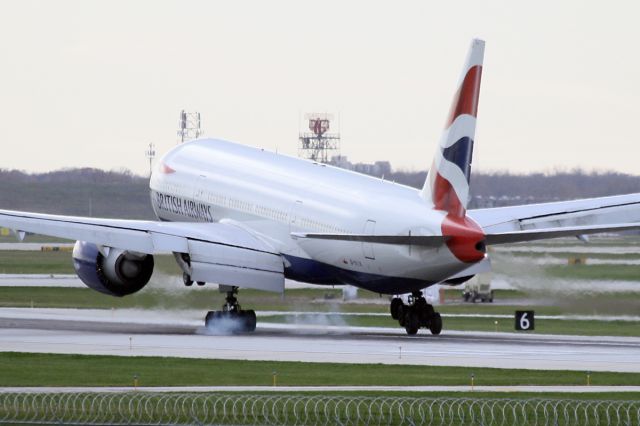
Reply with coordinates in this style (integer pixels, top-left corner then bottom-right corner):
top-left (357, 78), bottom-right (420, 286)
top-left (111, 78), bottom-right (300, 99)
top-left (190, 262), bottom-right (283, 293)
top-left (187, 239), bottom-right (284, 292)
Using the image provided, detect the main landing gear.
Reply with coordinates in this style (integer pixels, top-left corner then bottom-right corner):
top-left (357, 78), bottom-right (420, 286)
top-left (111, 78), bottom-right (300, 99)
top-left (183, 266), bottom-right (256, 333)
top-left (199, 284), bottom-right (256, 333)
top-left (390, 292), bottom-right (442, 336)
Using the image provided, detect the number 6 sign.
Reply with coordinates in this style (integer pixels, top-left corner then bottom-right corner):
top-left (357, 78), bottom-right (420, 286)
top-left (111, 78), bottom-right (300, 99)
top-left (515, 311), bottom-right (535, 331)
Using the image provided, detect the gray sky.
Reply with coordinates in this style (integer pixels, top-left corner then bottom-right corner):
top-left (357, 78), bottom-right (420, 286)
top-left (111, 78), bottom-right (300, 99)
top-left (1, 1), bottom-right (639, 175)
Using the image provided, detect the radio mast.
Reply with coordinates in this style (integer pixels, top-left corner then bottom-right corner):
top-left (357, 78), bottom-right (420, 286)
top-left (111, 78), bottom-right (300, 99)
top-left (145, 142), bottom-right (156, 177)
top-left (177, 110), bottom-right (202, 143)
top-left (298, 113), bottom-right (340, 163)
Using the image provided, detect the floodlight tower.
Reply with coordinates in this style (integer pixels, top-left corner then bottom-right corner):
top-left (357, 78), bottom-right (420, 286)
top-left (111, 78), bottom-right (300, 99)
top-left (145, 143), bottom-right (156, 177)
top-left (298, 113), bottom-right (340, 163)
top-left (177, 110), bottom-right (202, 143)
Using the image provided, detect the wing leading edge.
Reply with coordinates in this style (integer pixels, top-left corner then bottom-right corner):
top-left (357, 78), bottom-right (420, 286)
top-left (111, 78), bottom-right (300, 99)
top-left (0, 209), bottom-right (284, 293)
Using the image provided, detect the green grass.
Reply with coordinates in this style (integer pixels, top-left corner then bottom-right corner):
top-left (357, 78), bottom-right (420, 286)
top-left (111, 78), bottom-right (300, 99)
top-left (545, 264), bottom-right (640, 281)
top-left (1, 285), bottom-right (639, 335)
top-left (0, 251), bottom-right (75, 274)
top-left (0, 352), bottom-right (638, 387)
top-left (0, 286), bottom-right (351, 311)
top-left (3, 284), bottom-right (636, 312)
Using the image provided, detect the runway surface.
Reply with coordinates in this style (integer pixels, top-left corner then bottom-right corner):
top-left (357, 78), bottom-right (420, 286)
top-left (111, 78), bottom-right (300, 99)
top-left (1, 308), bottom-right (639, 373)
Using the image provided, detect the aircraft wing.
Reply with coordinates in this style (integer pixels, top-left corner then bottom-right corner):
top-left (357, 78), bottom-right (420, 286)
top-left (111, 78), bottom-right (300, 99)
top-left (0, 209), bottom-right (284, 292)
top-left (468, 193), bottom-right (640, 235)
top-left (295, 193), bottom-right (640, 248)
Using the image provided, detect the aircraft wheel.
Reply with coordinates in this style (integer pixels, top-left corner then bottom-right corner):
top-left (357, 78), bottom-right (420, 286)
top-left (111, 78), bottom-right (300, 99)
top-left (390, 298), bottom-right (403, 320)
top-left (429, 312), bottom-right (442, 335)
top-left (244, 310), bottom-right (257, 332)
top-left (196, 281), bottom-right (206, 286)
top-left (404, 310), bottom-right (419, 335)
top-left (397, 304), bottom-right (406, 326)
top-left (204, 310), bottom-right (219, 328)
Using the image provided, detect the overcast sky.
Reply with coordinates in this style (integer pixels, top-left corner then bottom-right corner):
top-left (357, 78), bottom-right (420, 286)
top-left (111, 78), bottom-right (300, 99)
top-left (1, 1), bottom-right (639, 175)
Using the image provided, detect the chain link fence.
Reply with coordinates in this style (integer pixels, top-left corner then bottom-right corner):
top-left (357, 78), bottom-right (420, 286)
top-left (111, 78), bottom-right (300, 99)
top-left (0, 392), bottom-right (639, 425)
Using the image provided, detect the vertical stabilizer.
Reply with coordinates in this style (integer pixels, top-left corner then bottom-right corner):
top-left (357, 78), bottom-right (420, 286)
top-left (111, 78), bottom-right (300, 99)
top-left (421, 39), bottom-right (484, 217)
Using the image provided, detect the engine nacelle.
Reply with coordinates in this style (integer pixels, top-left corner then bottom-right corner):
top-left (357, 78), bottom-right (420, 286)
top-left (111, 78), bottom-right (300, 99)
top-left (72, 241), bottom-right (154, 297)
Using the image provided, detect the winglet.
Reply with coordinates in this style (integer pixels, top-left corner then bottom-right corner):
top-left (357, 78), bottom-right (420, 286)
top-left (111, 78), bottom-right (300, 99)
top-left (421, 39), bottom-right (484, 218)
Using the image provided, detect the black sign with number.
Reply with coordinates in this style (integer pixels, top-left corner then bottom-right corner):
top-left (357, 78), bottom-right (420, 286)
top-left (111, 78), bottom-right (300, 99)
top-left (515, 310), bottom-right (535, 331)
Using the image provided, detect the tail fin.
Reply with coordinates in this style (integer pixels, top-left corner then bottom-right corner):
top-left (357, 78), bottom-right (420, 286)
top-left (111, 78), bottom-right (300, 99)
top-left (420, 39), bottom-right (484, 218)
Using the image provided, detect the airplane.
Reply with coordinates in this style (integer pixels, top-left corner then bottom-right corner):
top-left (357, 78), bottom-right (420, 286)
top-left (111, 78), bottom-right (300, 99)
top-left (2, 38), bottom-right (640, 335)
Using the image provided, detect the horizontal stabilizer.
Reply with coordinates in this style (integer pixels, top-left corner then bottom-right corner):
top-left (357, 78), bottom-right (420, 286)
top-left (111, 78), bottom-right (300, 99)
top-left (294, 222), bottom-right (640, 249)
top-left (485, 223), bottom-right (640, 245)
top-left (291, 232), bottom-right (449, 247)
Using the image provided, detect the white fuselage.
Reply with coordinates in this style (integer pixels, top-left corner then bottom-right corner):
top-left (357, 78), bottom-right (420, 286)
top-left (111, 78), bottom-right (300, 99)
top-left (150, 139), bottom-right (474, 294)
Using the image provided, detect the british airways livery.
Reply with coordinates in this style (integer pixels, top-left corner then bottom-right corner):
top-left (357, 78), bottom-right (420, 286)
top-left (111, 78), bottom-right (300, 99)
top-left (3, 39), bottom-right (640, 335)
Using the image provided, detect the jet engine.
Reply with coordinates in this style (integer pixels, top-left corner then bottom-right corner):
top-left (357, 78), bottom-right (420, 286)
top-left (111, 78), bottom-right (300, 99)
top-left (72, 241), bottom-right (154, 297)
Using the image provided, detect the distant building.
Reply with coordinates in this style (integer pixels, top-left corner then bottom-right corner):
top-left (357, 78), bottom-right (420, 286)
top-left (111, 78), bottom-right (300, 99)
top-left (329, 156), bottom-right (392, 178)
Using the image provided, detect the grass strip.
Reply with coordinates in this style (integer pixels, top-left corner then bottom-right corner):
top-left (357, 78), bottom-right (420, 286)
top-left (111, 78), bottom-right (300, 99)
top-left (0, 286), bottom-right (356, 311)
top-left (0, 352), bottom-right (638, 388)
top-left (544, 264), bottom-right (640, 281)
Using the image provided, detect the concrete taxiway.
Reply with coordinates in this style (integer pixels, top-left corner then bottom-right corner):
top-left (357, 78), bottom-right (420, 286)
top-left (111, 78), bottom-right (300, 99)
top-left (1, 308), bottom-right (639, 373)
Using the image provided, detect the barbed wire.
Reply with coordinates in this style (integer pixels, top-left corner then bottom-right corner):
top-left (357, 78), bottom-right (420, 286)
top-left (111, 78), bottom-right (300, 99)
top-left (0, 392), bottom-right (638, 425)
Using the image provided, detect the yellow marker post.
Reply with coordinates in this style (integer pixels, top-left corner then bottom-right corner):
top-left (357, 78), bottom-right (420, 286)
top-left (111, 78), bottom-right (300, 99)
top-left (586, 372), bottom-right (591, 386)
top-left (133, 374), bottom-right (139, 390)
top-left (471, 373), bottom-right (475, 391)
top-left (272, 371), bottom-right (277, 387)
top-left (494, 320), bottom-right (498, 332)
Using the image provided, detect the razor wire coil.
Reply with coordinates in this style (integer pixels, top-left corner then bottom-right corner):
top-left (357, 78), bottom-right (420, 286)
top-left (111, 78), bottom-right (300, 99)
top-left (0, 392), bottom-right (638, 425)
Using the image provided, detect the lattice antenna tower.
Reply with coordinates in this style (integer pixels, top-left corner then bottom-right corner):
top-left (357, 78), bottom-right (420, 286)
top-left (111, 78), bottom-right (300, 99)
top-left (144, 142), bottom-right (156, 177)
top-left (177, 110), bottom-right (203, 143)
top-left (298, 113), bottom-right (340, 163)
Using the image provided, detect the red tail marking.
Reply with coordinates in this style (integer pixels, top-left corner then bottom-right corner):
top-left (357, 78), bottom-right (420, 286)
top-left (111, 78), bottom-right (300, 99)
top-left (442, 215), bottom-right (485, 263)
top-left (445, 65), bottom-right (483, 127)
top-left (432, 172), bottom-right (465, 218)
